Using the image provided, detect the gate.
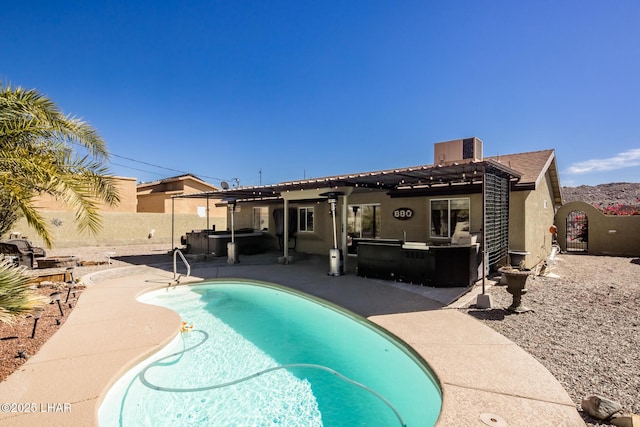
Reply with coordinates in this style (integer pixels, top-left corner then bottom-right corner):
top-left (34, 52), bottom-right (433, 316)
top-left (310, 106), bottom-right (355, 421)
top-left (566, 210), bottom-right (588, 252)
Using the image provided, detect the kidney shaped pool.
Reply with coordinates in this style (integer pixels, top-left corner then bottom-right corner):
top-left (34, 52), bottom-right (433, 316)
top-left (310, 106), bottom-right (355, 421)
top-left (99, 280), bottom-right (442, 426)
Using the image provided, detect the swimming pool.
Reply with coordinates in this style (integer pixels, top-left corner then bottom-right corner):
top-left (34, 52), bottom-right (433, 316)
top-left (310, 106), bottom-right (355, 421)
top-left (99, 280), bottom-right (442, 426)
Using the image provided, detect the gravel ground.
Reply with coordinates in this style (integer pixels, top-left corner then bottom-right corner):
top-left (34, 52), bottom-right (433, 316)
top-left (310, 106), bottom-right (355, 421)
top-left (0, 284), bottom-right (85, 382)
top-left (2, 245), bottom-right (638, 425)
top-left (461, 253), bottom-right (640, 426)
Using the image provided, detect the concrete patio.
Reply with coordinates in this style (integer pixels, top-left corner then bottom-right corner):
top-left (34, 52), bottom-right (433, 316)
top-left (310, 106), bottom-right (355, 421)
top-left (0, 252), bottom-right (585, 426)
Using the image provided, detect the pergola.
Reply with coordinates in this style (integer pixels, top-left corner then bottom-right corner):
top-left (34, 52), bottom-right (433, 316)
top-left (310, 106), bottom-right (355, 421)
top-left (173, 159), bottom-right (521, 274)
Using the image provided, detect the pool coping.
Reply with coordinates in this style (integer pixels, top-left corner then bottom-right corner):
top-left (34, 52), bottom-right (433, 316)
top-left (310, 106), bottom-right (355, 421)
top-left (0, 262), bottom-right (585, 426)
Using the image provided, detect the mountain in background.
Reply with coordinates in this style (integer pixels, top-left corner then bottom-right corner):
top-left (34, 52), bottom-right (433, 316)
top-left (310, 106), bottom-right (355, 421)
top-left (561, 182), bottom-right (640, 207)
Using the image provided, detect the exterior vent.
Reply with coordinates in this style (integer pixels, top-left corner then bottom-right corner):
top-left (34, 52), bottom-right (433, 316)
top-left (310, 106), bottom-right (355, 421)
top-left (434, 137), bottom-right (483, 165)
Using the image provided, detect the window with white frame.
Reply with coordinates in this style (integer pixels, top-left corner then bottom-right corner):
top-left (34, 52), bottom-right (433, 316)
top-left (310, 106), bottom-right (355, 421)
top-left (253, 207), bottom-right (269, 231)
top-left (298, 207), bottom-right (314, 232)
top-left (430, 198), bottom-right (470, 239)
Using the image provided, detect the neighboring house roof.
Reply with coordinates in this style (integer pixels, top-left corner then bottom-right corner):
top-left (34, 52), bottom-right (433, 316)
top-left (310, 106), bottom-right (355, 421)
top-left (487, 149), bottom-right (563, 206)
top-left (137, 174), bottom-right (218, 193)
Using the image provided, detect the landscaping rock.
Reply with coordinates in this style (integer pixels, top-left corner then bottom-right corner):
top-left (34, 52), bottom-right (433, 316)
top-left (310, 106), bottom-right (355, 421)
top-left (582, 395), bottom-right (623, 420)
top-left (610, 413), bottom-right (640, 427)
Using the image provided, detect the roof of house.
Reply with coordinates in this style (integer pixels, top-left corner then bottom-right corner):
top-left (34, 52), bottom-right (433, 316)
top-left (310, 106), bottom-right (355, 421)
top-left (175, 148), bottom-right (563, 206)
top-left (136, 174), bottom-right (218, 191)
top-left (487, 149), bottom-right (563, 205)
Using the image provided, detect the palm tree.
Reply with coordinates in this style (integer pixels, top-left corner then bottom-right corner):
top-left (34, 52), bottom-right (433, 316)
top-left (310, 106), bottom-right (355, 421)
top-left (0, 258), bottom-right (49, 323)
top-left (1, 84), bottom-right (120, 322)
top-left (0, 84), bottom-right (120, 247)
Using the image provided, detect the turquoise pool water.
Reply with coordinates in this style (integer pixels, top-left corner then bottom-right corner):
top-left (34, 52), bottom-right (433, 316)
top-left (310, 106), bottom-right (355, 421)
top-left (99, 280), bottom-right (442, 426)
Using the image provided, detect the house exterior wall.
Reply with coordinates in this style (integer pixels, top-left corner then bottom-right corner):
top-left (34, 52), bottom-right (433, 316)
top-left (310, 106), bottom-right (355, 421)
top-left (231, 200), bottom-right (333, 254)
top-left (523, 173), bottom-right (558, 266)
top-left (508, 174), bottom-right (558, 268)
top-left (136, 176), bottom-right (222, 215)
top-left (181, 180), bottom-right (216, 193)
top-left (346, 190), bottom-right (484, 243)
top-left (137, 193), bottom-right (227, 220)
top-left (136, 193), bottom-right (168, 213)
top-left (32, 176), bottom-right (138, 213)
top-left (508, 191), bottom-right (527, 259)
top-left (170, 198), bottom-right (228, 219)
top-left (555, 201), bottom-right (640, 256)
top-left (233, 189), bottom-right (485, 256)
top-left (295, 200), bottom-right (332, 254)
top-left (231, 181), bottom-right (558, 272)
top-left (220, 162), bottom-right (562, 272)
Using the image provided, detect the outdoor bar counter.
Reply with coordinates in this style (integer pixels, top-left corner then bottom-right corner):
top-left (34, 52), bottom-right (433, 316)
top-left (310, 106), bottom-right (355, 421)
top-left (356, 240), bottom-right (481, 287)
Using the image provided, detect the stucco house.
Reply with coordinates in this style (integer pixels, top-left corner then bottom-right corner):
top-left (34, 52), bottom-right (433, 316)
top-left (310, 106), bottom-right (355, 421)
top-left (137, 174), bottom-right (223, 215)
top-left (176, 138), bottom-right (563, 285)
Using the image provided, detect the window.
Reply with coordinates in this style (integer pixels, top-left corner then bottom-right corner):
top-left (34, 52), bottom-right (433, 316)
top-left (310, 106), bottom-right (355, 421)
top-left (347, 204), bottom-right (381, 254)
top-left (347, 204), bottom-right (381, 238)
top-left (430, 198), bottom-right (470, 239)
top-left (253, 207), bottom-right (269, 231)
top-left (298, 207), bottom-right (314, 232)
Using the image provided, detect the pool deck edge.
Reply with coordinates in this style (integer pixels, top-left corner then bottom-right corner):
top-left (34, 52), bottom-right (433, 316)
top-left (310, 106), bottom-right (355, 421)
top-left (0, 263), bottom-right (585, 427)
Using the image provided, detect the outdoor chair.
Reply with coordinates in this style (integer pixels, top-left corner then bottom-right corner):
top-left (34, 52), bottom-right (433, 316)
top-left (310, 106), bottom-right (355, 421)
top-left (0, 242), bottom-right (35, 269)
top-left (6, 238), bottom-right (46, 258)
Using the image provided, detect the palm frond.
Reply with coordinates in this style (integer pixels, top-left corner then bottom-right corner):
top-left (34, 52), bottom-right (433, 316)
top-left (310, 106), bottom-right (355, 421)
top-left (0, 257), bottom-right (48, 324)
top-left (0, 84), bottom-right (120, 245)
top-left (0, 85), bottom-right (108, 158)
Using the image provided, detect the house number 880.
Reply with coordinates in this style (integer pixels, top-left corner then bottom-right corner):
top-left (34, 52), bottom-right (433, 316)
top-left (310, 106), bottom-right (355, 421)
top-left (393, 208), bottom-right (413, 220)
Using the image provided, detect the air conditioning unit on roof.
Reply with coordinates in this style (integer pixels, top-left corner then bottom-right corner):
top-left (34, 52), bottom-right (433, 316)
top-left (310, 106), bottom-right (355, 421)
top-left (434, 137), bottom-right (483, 165)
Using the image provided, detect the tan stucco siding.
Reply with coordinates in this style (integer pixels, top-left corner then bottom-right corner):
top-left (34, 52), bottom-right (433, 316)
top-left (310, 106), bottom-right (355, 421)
top-left (508, 174), bottom-right (557, 268)
top-left (374, 192), bottom-right (483, 243)
top-left (137, 193), bottom-right (169, 213)
top-left (525, 174), bottom-right (557, 266)
top-left (182, 181), bottom-right (219, 193)
top-left (164, 198), bottom-right (227, 219)
top-left (137, 193), bottom-right (227, 226)
top-left (223, 204), bottom-right (251, 231)
top-left (32, 176), bottom-right (138, 213)
top-left (234, 190), bottom-right (484, 256)
top-left (290, 200), bottom-right (331, 254)
top-left (136, 176), bottom-right (220, 214)
top-left (555, 201), bottom-right (640, 256)
top-left (508, 190), bottom-right (527, 257)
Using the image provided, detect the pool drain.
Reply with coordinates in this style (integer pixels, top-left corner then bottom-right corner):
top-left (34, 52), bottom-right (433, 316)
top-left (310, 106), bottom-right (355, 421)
top-left (479, 412), bottom-right (507, 426)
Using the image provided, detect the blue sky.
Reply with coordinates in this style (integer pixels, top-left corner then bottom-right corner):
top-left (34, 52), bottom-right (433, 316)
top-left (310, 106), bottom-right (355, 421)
top-left (3, 1), bottom-right (639, 187)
